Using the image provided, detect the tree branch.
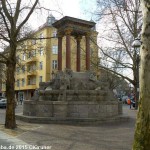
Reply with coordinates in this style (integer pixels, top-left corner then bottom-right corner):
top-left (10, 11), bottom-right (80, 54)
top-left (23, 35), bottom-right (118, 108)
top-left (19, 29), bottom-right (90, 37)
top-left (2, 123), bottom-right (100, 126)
top-left (0, 33), bottom-right (9, 42)
top-left (16, 0), bottom-right (39, 36)
top-left (14, 0), bottom-right (21, 23)
top-left (0, 52), bottom-right (9, 62)
top-left (1, 0), bottom-right (12, 23)
top-left (0, 10), bottom-right (11, 38)
top-left (99, 65), bottom-right (134, 85)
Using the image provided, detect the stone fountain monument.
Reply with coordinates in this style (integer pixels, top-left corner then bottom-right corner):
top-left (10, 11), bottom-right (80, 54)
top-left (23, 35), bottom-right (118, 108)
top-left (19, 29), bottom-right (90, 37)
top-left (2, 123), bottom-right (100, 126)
top-left (17, 16), bottom-right (123, 124)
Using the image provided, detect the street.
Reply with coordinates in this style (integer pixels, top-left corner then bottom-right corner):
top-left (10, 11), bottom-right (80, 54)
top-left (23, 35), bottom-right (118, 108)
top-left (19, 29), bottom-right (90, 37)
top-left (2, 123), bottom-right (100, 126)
top-left (0, 105), bottom-right (137, 150)
top-left (0, 104), bottom-right (137, 150)
top-left (0, 104), bottom-right (23, 124)
top-left (0, 107), bottom-right (5, 124)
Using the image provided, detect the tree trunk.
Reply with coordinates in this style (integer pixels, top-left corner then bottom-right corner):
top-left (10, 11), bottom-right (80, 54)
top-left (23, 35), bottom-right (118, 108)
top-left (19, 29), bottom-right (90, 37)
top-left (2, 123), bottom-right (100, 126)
top-left (133, 1), bottom-right (150, 149)
top-left (0, 0), bottom-right (39, 129)
top-left (5, 44), bottom-right (17, 129)
top-left (133, 66), bottom-right (139, 110)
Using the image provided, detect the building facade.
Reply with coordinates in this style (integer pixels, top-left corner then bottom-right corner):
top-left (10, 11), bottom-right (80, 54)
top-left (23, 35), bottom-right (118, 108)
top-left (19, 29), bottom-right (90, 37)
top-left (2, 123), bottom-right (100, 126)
top-left (2, 15), bottom-right (98, 101)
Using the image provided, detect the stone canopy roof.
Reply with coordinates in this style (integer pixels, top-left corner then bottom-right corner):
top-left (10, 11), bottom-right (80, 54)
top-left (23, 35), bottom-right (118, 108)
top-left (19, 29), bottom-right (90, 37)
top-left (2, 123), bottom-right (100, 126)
top-left (52, 16), bottom-right (96, 36)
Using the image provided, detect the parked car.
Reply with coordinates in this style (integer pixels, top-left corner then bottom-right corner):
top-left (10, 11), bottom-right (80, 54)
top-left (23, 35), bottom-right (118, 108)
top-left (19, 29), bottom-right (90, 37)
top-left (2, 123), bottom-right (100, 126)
top-left (0, 96), bottom-right (5, 100)
top-left (0, 98), bottom-right (7, 108)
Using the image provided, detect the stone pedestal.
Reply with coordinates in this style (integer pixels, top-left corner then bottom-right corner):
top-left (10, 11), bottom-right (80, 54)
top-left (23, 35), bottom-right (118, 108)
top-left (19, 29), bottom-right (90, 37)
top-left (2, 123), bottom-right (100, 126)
top-left (23, 99), bottom-right (119, 120)
top-left (53, 101), bottom-right (68, 118)
top-left (21, 70), bottom-right (122, 124)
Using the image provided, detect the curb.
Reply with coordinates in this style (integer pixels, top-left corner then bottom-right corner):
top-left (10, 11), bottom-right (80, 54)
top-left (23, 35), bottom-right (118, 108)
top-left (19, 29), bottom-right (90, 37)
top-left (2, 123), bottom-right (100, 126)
top-left (16, 113), bottom-right (130, 125)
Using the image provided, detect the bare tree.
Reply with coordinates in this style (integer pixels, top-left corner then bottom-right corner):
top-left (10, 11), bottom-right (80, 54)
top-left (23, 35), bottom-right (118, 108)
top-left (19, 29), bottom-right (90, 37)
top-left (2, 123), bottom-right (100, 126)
top-left (98, 67), bottom-right (130, 95)
top-left (95, 0), bottom-right (141, 107)
top-left (0, 63), bottom-right (5, 95)
top-left (133, 0), bottom-right (150, 149)
top-left (0, 0), bottom-right (39, 129)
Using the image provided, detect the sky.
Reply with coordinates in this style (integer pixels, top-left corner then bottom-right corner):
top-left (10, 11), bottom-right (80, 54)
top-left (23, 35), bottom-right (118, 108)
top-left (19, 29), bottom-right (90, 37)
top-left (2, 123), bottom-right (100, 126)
top-left (29, 0), bottom-right (97, 30)
top-left (0, 0), bottom-right (97, 51)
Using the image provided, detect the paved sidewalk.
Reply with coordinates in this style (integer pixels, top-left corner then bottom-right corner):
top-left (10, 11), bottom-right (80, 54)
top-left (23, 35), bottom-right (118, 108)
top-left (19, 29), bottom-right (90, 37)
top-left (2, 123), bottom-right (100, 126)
top-left (0, 105), bottom-right (137, 150)
top-left (0, 131), bottom-right (29, 150)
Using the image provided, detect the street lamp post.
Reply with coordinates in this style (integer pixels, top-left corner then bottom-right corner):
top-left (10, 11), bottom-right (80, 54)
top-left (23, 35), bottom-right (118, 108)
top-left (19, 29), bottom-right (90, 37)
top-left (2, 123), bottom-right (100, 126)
top-left (132, 38), bottom-right (141, 109)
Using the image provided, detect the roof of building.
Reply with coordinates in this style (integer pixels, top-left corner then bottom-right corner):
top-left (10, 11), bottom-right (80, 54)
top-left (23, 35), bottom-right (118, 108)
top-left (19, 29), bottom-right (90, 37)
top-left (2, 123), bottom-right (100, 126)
top-left (53, 16), bottom-right (96, 29)
top-left (52, 16), bottom-right (96, 36)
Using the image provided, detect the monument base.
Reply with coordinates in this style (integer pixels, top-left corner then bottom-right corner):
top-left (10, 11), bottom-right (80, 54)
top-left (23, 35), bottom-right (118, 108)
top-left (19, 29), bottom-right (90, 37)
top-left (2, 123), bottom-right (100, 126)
top-left (16, 99), bottom-right (125, 124)
top-left (17, 70), bottom-right (124, 124)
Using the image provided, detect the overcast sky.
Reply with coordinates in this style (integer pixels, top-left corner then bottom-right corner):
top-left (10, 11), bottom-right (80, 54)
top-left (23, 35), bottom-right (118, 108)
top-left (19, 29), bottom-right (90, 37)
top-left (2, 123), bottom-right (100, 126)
top-left (29, 0), bottom-right (97, 29)
top-left (0, 0), bottom-right (97, 51)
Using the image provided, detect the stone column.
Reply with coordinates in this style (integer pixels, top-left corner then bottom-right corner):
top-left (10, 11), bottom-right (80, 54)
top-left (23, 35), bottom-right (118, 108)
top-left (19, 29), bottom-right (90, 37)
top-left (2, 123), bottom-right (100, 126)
top-left (85, 33), bottom-right (91, 70)
top-left (57, 33), bottom-right (63, 71)
top-left (76, 36), bottom-right (82, 72)
top-left (65, 29), bottom-right (72, 69)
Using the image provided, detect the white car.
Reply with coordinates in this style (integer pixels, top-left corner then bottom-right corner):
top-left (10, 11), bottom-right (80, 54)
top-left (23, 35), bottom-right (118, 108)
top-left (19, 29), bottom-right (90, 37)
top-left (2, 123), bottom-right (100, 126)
top-left (0, 98), bottom-right (7, 108)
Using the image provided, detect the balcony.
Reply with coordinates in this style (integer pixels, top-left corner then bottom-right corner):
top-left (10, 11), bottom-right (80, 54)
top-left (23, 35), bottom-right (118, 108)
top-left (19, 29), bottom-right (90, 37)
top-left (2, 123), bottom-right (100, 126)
top-left (27, 84), bottom-right (37, 89)
top-left (27, 70), bottom-right (37, 76)
top-left (26, 57), bottom-right (38, 63)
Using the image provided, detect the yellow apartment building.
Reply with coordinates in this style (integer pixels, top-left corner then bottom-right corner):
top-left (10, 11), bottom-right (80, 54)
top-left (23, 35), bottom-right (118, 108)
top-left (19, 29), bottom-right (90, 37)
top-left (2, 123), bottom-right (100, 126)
top-left (2, 15), bottom-right (98, 101)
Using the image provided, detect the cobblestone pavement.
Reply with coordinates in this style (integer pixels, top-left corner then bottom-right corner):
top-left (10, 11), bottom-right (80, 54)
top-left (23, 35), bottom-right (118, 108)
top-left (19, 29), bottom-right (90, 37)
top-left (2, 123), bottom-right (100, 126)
top-left (0, 104), bottom-right (137, 150)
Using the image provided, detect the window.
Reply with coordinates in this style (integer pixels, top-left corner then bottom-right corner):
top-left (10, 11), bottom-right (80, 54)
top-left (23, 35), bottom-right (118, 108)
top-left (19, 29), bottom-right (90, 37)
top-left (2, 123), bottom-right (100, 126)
top-left (28, 50), bottom-right (36, 58)
top-left (16, 67), bottom-right (20, 74)
top-left (16, 79), bottom-right (20, 87)
top-left (32, 64), bottom-right (36, 71)
top-left (28, 52), bottom-right (32, 58)
top-left (16, 55), bottom-right (20, 63)
top-left (39, 61), bottom-right (43, 70)
top-left (28, 77), bottom-right (36, 85)
top-left (22, 53), bottom-right (26, 60)
top-left (33, 77), bottom-right (36, 84)
top-left (39, 33), bottom-right (44, 42)
top-left (52, 46), bottom-right (58, 54)
top-left (39, 76), bottom-right (42, 82)
top-left (52, 60), bottom-right (58, 69)
top-left (28, 78), bottom-right (31, 85)
top-left (22, 78), bottom-right (25, 87)
top-left (39, 48), bottom-right (44, 56)
top-left (32, 49), bottom-right (36, 57)
top-left (52, 31), bottom-right (57, 37)
top-left (22, 65), bottom-right (25, 73)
